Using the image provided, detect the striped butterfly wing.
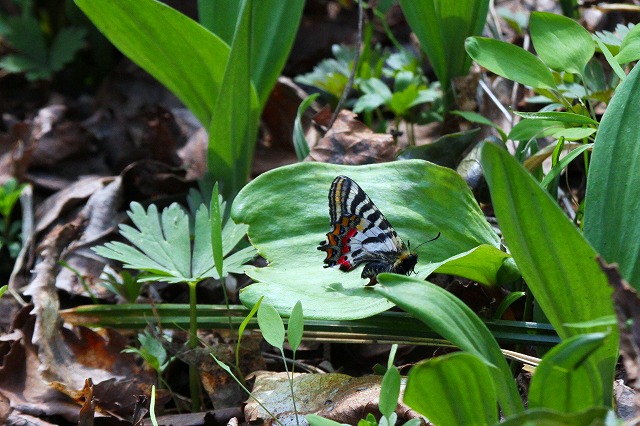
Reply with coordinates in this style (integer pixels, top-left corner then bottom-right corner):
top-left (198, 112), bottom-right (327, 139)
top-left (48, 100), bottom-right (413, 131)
top-left (318, 176), bottom-right (408, 275)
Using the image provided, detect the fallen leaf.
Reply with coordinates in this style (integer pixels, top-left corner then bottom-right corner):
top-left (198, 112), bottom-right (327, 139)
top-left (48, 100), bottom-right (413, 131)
top-left (306, 110), bottom-right (396, 164)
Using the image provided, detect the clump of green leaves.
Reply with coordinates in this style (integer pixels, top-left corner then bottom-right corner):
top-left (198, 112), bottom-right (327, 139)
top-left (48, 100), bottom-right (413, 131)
top-left (100, 268), bottom-right (143, 304)
top-left (93, 189), bottom-right (255, 411)
top-left (0, 2), bottom-right (86, 81)
top-left (0, 178), bottom-right (26, 259)
top-left (296, 44), bottom-right (440, 141)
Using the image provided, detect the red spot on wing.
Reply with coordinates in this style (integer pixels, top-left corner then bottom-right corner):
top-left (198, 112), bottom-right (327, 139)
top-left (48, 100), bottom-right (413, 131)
top-left (338, 256), bottom-right (352, 271)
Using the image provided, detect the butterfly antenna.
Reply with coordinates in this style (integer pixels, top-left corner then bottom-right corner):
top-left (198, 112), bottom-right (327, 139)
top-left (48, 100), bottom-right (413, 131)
top-left (410, 232), bottom-right (441, 251)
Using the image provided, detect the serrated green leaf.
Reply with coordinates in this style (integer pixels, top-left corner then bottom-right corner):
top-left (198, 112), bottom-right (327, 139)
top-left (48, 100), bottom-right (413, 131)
top-left (615, 23), bottom-right (640, 64)
top-left (48, 26), bottom-right (87, 72)
top-left (404, 352), bottom-right (499, 426)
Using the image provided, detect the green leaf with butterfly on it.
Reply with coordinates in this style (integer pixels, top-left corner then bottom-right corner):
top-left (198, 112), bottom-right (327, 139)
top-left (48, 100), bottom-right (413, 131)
top-left (231, 160), bottom-right (516, 320)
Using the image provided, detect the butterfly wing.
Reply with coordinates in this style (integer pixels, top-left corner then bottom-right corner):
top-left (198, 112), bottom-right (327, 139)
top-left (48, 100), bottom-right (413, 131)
top-left (318, 176), bottom-right (407, 273)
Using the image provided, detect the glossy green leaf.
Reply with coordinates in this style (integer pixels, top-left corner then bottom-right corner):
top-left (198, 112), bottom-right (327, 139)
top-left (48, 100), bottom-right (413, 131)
top-left (245, 0), bottom-right (304, 109)
top-left (529, 333), bottom-right (606, 413)
top-left (257, 303), bottom-right (285, 349)
top-left (530, 12), bottom-right (594, 75)
top-left (513, 111), bottom-right (598, 126)
top-left (399, 0), bottom-right (489, 103)
top-left (595, 38), bottom-right (627, 81)
top-left (197, 0), bottom-right (241, 45)
top-left (210, 183), bottom-right (224, 278)
top-left (231, 161), bottom-right (502, 319)
top-left (501, 407), bottom-right (614, 426)
top-left (615, 23), bottom-right (640, 64)
top-left (379, 366), bottom-right (401, 419)
top-left (508, 119), bottom-right (569, 141)
top-left (540, 144), bottom-right (592, 188)
top-left (551, 127), bottom-right (596, 140)
top-left (374, 274), bottom-right (522, 416)
top-left (584, 62), bottom-right (640, 291)
top-left (433, 244), bottom-right (515, 287)
top-left (404, 352), bottom-right (498, 426)
top-left (465, 37), bottom-right (557, 90)
top-left (481, 143), bottom-right (618, 405)
top-left (75, 0), bottom-right (229, 127)
top-left (288, 301), bottom-right (304, 352)
top-left (208, 0), bottom-right (260, 199)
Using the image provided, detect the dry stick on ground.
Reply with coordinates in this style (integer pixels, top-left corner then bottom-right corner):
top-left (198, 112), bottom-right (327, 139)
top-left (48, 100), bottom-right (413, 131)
top-left (326, 0), bottom-right (364, 130)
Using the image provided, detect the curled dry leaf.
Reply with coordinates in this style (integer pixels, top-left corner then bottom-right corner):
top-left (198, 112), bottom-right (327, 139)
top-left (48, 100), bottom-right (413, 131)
top-left (245, 371), bottom-right (427, 425)
top-left (306, 110), bottom-right (397, 164)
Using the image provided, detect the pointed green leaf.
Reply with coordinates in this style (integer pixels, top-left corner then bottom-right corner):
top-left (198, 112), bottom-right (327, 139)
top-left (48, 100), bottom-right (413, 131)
top-left (210, 183), bottom-right (224, 278)
top-left (404, 352), bottom-right (498, 426)
top-left (374, 274), bottom-right (522, 416)
top-left (615, 23), bottom-right (640, 64)
top-left (466, 37), bottom-right (557, 90)
top-left (584, 62), bottom-right (640, 290)
top-left (379, 366), bottom-right (401, 419)
top-left (208, 0), bottom-right (260, 198)
top-left (75, 0), bottom-right (229, 127)
top-left (192, 204), bottom-right (215, 279)
top-left (287, 301), bottom-right (304, 352)
top-left (530, 12), bottom-right (594, 75)
top-left (257, 303), bottom-right (285, 349)
top-left (480, 143), bottom-right (618, 405)
top-left (529, 333), bottom-right (607, 413)
top-left (293, 94), bottom-right (319, 161)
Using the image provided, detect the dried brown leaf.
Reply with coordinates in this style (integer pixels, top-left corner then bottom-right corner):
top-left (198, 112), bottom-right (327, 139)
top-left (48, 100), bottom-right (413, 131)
top-left (306, 110), bottom-right (396, 164)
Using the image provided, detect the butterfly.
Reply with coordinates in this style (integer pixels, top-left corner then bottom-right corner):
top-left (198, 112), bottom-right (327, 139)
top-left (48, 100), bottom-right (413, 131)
top-left (317, 175), bottom-right (439, 285)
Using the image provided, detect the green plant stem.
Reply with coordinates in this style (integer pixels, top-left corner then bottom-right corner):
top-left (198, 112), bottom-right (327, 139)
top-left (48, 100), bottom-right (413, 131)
top-left (281, 348), bottom-right (300, 426)
top-left (219, 277), bottom-right (234, 337)
top-left (188, 280), bottom-right (201, 412)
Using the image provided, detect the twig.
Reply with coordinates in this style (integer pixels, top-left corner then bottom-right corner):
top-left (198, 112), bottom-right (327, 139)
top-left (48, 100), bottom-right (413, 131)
top-left (327, 0), bottom-right (364, 130)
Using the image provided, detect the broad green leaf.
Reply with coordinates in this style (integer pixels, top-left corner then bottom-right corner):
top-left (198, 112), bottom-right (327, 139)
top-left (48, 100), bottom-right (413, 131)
top-left (197, 0), bottom-right (241, 45)
top-left (584, 62), bottom-right (640, 291)
top-left (374, 274), bottom-right (522, 416)
top-left (399, 0), bottom-right (489, 106)
top-left (615, 23), bottom-right (640, 64)
top-left (530, 12), bottom-right (594, 75)
top-left (529, 333), bottom-right (607, 413)
top-left (501, 407), bottom-right (614, 426)
top-left (288, 301), bottom-right (304, 352)
top-left (465, 37), bottom-right (557, 90)
top-left (433, 244), bottom-right (517, 286)
top-left (398, 129), bottom-right (482, 168)
top-left (404, 352), bottom-right (498, 426)
top-left (481, 143), bottom-right (618, 405)
top-left (257, 303), bottom-right (285, 349)
top-left (75, 0), bottom-right (229, 127)
top-left (245, 0), bottom-right (304, 109)
top-left (293, 94), bottom-right (319, 161)
top-left (551, 127), bottom-right (596, 140)
top-left (508, 119), bottom-right (568, 141)
top-left (208, 0), bottom-right (260, 199)
top-left (379, 366), bottom-right (401, 419)
top-left (231, 161), bottom-right (502, 319)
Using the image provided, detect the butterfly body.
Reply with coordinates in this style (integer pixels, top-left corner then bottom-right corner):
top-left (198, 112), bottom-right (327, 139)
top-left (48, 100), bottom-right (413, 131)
top-left (317, 176), bottom-right (418, 284)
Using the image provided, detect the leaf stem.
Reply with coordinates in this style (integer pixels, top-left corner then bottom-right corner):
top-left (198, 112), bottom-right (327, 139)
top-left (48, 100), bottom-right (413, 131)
top-left (188, 280), bottom-right (201, 412)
